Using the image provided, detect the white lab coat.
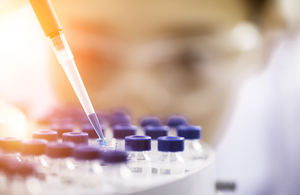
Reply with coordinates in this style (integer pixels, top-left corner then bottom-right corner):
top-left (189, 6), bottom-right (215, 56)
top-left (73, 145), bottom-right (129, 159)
top-left (216, 34), bottom-right (300, 195)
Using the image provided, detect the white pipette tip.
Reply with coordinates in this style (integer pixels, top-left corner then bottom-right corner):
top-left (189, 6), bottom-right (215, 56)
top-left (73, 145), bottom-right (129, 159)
top-left (88, 113), bottom-right (106, 146)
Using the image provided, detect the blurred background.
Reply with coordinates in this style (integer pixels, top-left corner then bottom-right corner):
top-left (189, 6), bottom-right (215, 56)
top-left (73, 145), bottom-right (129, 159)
top-left (1, 0), bottom-right (300, 194)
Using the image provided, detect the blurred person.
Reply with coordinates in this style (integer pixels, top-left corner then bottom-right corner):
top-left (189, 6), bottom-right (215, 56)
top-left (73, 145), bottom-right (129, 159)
top-left (49, 0), bottom-right (285, 146)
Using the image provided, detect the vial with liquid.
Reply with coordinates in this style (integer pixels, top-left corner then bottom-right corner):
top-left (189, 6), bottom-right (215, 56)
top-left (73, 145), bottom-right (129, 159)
top-left (125, 135), bottom-right (151, 176)
top-left (144, 126), bottom-right (169, 174)
top-left (98, 138), bottom-right (117, 152)
top-left (72, 145), bottom-right (103, 187)
top-left (0, 137), bottom-right (22, 160)
top-left (101, 150), bottom-right (132, 194)
top-left (177, 125), bottom-right (206, 171)
top-left (20, 139), bottom-right (49, 179)
top-left (45, 142), bottom-right (76, 184)
top-left (5, 158), bottom-right (41, 195)
top-left (113, 125), bottom-right (137, 150)
top-left (157, 136), bottom-right (185, 175)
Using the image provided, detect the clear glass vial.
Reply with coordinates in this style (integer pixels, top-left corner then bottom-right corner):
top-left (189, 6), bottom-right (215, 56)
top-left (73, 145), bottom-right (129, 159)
top-left (72, 145), bottom-right (103, 187)
top-left (177, 125), bottom-right (206, 171)
top-left (45, 142), bottom-right (76, 184)
top-left (157, 136), bottom-right (185, 175)
top-left (125, 135), bottom-right (151, 175)
top-left (101, 150), bottom-right (132, 194)
top-left (144, 126), bottom-right (169, 174)
top-left (0, 137), bottom-right (22, 160)
top-left (6, 159), bottom-right (42, 195)
top-left (20, 139), bottom-right (49, 179)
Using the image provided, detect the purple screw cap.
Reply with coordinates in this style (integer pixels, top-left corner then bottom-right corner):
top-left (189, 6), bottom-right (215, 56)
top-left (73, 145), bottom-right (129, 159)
top-left (62, 132), bottom-right (89, 145)
top-left (113, 125), bottom-right (137, 139)
top-left (158, 136), bottom-right (184, 152)
top-left (140, 116), bottom-right (161, 127)
top-left (0, 137), bottom-right (22, 153)
top-left (32, 130), bottom-right (58, 142)
top-left (21, 139), bottom-right (48, 156)
top-left (144, 126), bottom-right (169, 139)
top-left (109, 114), bottom-right (131, 127)
top-left (125, 135), bottom-right (151, 151)
top-left (167, 115), bottom-right (188, 127)
top-left (102, 150), bottom-right (128, 164)
top-left (50, 123), bottom-right (74, 138)
top-left (46, 142), bottom-right (75, 158)
top-left (177, 125), bottom-right (201, 139)
top-left (73, 146), bottom-right (101, 160)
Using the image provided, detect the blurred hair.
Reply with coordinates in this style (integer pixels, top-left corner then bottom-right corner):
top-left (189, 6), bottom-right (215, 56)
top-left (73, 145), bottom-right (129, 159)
top-left (245, 0), bottom-right (269, 22)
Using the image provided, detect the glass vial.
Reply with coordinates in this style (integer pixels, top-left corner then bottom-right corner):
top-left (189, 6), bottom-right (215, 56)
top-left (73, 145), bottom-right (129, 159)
top-left (157, 136), bottom-right (185, 175)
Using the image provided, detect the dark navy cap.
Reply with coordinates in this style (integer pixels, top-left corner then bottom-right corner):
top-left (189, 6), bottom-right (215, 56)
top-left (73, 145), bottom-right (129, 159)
top-left (144, 126), bottom-right (169, 139)
top-left (50, 123), bottom-right (74, 138)
top-left (140, 116), bottom-right (161, 127)
top-left (32, 130), bottom-right (58, 142)
top-left (125, 135), bottom-right (151, 151)
top-left (80, 123), bottom-right (106, 139)
top-left (158, 136), bottom-right (184, 152)
top-left (177, 125), bottom-right (201, 140)
top-left (62, 132), bottom-right (89, 145)
top-left (73, 146), bottom-right (101, 160)
top-left (167, 115), bottom-right (188, 127)
top-left (46, 142), bottom-right (75, 158)
top-left (102, 150), bottom-right (128, 164)
top-left (0, 137), bottom-right (22, 153)
top-left (113, 125), bottom-right (137, 139)
top-left (21, 139), bottom-right (48, 156)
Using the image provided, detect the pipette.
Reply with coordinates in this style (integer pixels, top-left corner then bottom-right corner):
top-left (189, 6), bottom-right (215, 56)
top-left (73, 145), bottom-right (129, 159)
top-left (29, 0), bottom-right (106, 145)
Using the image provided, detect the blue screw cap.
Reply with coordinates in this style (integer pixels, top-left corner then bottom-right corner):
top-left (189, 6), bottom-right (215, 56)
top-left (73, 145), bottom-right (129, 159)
top-left (73, 145), bottom-right (101, 160)
top-left (144, 126), bottom-right (169, 139)
top-left (177, 125), bottom-right (201, 139)
top-left (140, 116), bottom-right (161, 127)
top-left (21, 139), bottom-right (48, 156)
top-left (125, 135), bottom-right (151, 151)
top-left (109, 111), bottom-right (131, 127)
top-left (167, 115), bottom-right (188, 127)
top-left (46, 142), bottom-right (75, 158)
top-left (102, 150), bottom-right (128, 164)
top-left (158, 136), bottom-right (184, 152)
